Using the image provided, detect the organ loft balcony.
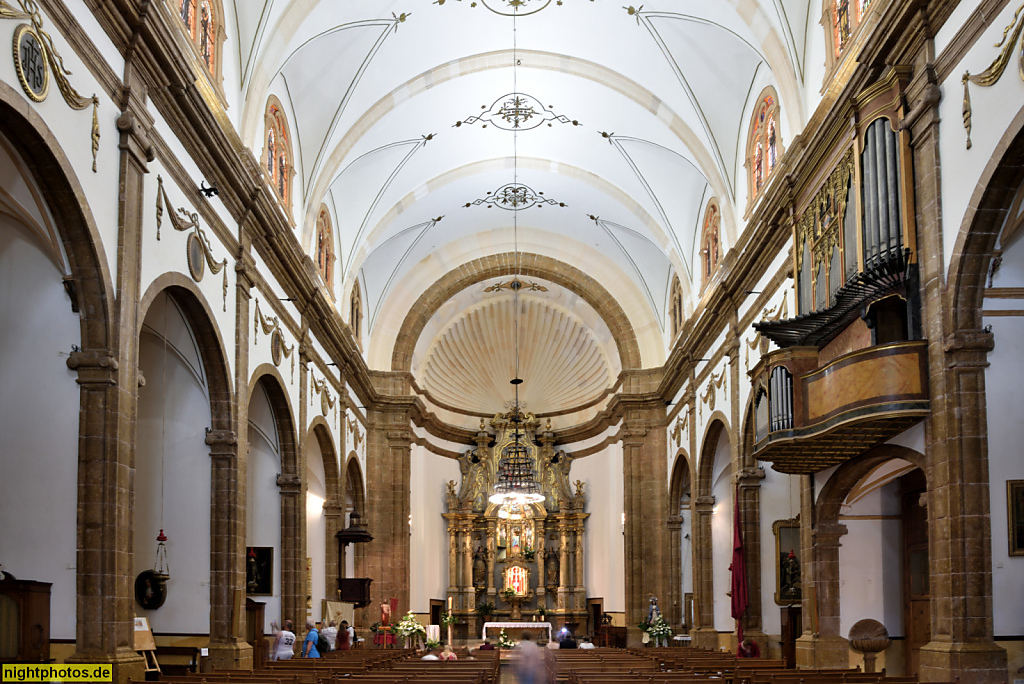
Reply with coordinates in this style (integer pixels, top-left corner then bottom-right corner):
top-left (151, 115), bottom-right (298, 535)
top-left (748, 251), bottom-right (930, 475)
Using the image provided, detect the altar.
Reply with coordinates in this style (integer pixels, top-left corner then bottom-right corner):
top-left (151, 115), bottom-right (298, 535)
top-left (482, 621), bottom-right (553, 643)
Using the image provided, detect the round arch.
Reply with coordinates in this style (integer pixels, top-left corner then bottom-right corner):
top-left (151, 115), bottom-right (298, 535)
top-left (947, 107), bottom-right (1024, 332)
top-left (343, 452), bottom-right (367, 516)
top-left (696, 414), bottom-right (732, 497)
top-left (816, 443), bottom-right (926, 525)
top-left (667, 450), bottom-right (693, 628)
top-left (139, 275), bottom-right (234, 432)
top-left (390, 252), bottom-right (642, 372)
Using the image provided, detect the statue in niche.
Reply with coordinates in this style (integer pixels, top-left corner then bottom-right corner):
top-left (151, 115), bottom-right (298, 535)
top-left (543, 451), bottom-right (572, 511)
top-left (545, 545), bottom-right (560, 586)
top-left (472, 545), bottom-right (487, 587)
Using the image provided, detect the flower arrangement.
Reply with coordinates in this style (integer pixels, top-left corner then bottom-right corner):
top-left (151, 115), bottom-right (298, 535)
top-left (646, 615), bottom-right (673, 641)
top-left (502, 588), bottom-right (516, 599)
top-left (396, 611), bottom-right (427, 638)
top-left (425, 638), bottom-right (440, 650)
top-left (440, 612), bottom-right (459, 628)
top-left (475, 601), bottom-right (496, 616)
top-left (498, 628), bottom-right (516, 649)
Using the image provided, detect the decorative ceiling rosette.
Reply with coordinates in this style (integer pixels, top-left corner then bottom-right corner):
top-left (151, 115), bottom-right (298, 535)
top-left (454, 92), bottom-right (580, 131)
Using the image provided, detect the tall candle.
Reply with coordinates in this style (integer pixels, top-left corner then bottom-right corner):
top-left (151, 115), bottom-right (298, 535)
top-left (448, 596), bottom-right (453, 611)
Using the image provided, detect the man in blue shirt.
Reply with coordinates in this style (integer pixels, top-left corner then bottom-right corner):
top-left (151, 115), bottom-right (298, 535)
top-left (302, 621), bottom-right (320, 658)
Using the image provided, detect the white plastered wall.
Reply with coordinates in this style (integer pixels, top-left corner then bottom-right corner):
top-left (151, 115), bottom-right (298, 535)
top-left (0, 214), bottom-right (80, 640)
top-left (409, 443), bottom-right (461, 612)
top-left (247, 380), bottom-right (283, 630)
top-left (572, 438), bottom-right (625, 613)
top-left (306, 435), bottom-right (327, 624)
top-left (709, 431), bottom-right (735, 631)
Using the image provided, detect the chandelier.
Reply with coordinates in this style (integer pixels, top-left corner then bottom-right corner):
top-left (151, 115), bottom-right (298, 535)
top-left (487, 10), bottom-right (544, 515)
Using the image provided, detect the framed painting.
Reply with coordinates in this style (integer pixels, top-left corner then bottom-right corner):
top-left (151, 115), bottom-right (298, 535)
top-left (1009, 481), bottom-right (1024, 556)
top-left (773, 518), bottom-right (801, 605)
top-left (246, 546), bottom-right (273, 595)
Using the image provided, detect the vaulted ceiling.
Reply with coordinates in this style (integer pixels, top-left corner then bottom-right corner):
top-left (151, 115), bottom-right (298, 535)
top-left (226, 0), bottom-right (820, 425)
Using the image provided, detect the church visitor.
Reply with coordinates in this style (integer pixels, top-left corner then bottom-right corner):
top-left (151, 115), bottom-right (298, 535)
top-left (270, 620), bottom-right (296, 661)
top-left (478, 639), bottom-right (495, 651)
top-left (302, 621), bottom-right (321, 658)
top-left (322, 620), bottom-right (338, 651)
top-left (342, 620), bottom-right (355, 648)
top-left (578, 637), bottom-right (595, 649)
top-left (513, 632), bottom-right (543, 684)
top-left (421, 649), bottom-right (440, 660)
top-left (737, 638), bottom-right (761, 658)
top-left (335, 620), bottom-right (351, 650)
top-left (559, 631), bottom-right (578, 649)
top-left (440, 644), bottom-right (458, 660)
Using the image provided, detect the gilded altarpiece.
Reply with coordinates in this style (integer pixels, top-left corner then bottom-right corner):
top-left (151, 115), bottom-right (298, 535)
top-left (443, 410), bottom-right (589, 630)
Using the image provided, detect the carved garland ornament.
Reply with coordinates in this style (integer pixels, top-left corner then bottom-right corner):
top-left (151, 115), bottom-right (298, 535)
top-left (346, 416), bottom-right (363, 450)
top-left (156, 176), bottom-right (229, 311)
top-left (2, 0), bottom-right (100, 171)
top-left (962, 3), bottom-right (1024, 149)
top-left (700, 366), bottom-right (727, 419)
top-left (670, 412), bottom-right (688, 449)
top-left (310, 372), bottom-right (336, 420)
top-left (746, 298), bottom-right (789, 372)
top-left (253, 298), bottom-right (295, 382)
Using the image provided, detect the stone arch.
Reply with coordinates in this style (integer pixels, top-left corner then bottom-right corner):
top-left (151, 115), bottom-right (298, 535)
top-left (344, 452), bottom-right (367, 517)
top-left (247, 366), bottom-right (302, 622)
top-left (692, 417), bottom-right (730, 642)
top-left (947, 108), bottom-right (1024, 333)
top-left (668, 450), bottom-right (693, 628)
top-left (809, 444), bottom-right (927, 656)
top-left (307, 418), bottom-right (339, 615)
top-left (0, 83), bottom-right (117, 663)
top-left (391, 252), bottom-right (642, 371)
top-left (139, 276), bottom-right (234, 432)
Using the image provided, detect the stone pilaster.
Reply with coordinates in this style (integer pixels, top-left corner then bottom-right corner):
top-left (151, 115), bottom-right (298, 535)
top-left (364, 413), bottom-right (411, 615)
top-left (205, 247), bottom-right (255, 671)
top-left (906, 64), bottom-right (1008, 683)
top-left (323, 501), bottom-right (343, 596)
top-left (796, 503), bottom-right (849, 668)
top-left (278, 472), bottom-right (303, 625)
top-left (573, 522), bottom-right (585, 611)
top-left (690, 495), bottom-right (717, 649)
top-left (557, 519), bottom-right (569, 611)
top-left (621, 402), bottom-right (669, 646)
top-left (736, 466), bottom-right (766, 647)
top-left (667, 514), bottom-right (683, 628)
top-left (64, 86), bottom-right (154, 684)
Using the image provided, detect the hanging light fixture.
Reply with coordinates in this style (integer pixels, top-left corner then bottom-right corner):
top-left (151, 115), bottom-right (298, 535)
top-left (488, 10), bottom-right (544, 514)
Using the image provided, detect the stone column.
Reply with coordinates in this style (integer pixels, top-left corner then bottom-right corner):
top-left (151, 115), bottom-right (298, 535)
top-left (278, 472), bottom-right (303, 625)
top-left (364, 414), bottom-right (411, 616)
top-left (535, 519), bottom-right (546, 601)
top-left (905, 64), bottom-right (1008, 683)
top-left (323, 501), bottom-right (343, 596)
top-left (461, 521), bottom-right (474, 610)
top-left (486, 519), bottom-right (497, 600)
top-left (736, 466), bottom-right (766, 648)
top-left (64, 92), bottom-right (154, 684)
top-left (558, 519), bottom-right (570, 611)
top-left (573, 523), bottom-right (585, 611)
top-left (690, 495), bottom-right (717, 649)
top-left (447, 520), bottom-right (458, 597)
top-left (667, 514), bottom-right (683, 628)
top-left (621, 402), bottom-right (669, 646)
top-left (795, 522), bottom-right (849, 667)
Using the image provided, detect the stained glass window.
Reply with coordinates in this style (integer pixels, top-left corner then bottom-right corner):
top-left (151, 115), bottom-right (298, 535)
top-left (179, 0), bottom-right (218, 75)
top-left (264, 102), bottom-right (293, 209)
top-left (180, 0), bottom-right (195, 38)
top-left (835, 0), bottom-right (851, 55)
top-left (747, 90), bottom-right (781, 204)
top-left (701, 201), bottom-right (721, 288)
top-left (315, 208), bottom-right (333, 286)
top-left (199, 0), bottom-right (214, 71)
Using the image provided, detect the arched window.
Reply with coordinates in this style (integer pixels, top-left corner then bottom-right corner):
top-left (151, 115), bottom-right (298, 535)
top-left (264, 98), bottom-right (294, 214)
top-left (315, 207), bottom-right (334, 289)
top-left (350, 282), bottom-right (363, 348)
top-left (746, 88), bottom-right (783, 210)
top-left (669, 275), bottom-right (683, 341)
top-left (177, 0), bottom-right (220, 76)
top-left (823, 0), bottom-right (872, 67)
top-left (700, 200), bottom-right (721, 288)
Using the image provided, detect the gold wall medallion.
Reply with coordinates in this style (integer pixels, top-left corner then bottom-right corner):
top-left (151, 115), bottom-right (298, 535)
top-left (12, 23), bottom-right (48, 102)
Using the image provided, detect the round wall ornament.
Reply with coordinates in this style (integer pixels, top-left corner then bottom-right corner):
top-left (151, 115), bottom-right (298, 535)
top-left (320, 390), bottom-right (331, 417)
top-left (134, 570), bottom-right (168, 610)
top-left (270, 329), bottom-right (284, 367)
top-left (12, 24), bottom-right (49, 102)
top-left (186, 232), bottom-right (205, 282)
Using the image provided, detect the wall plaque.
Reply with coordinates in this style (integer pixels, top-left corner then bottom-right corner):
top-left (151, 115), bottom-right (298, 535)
top-left (12, 23), bottom-right (47, 102)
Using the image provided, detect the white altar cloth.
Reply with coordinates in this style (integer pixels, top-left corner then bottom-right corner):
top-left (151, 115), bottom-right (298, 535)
top-left (482, 621), bottom-right (552, 642)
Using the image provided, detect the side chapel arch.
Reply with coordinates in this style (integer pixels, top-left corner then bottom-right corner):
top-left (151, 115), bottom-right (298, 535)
top-left (308, 419), bottom-right (341, 607)
top-left (668, 451), bottom-right (693, 629)
top-left (247, 367), bottom-right (301, 623)
top-left (692, 417), bottom-right (731, 644)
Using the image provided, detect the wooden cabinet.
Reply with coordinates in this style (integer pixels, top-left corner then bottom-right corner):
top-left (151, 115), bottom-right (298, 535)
top-left (0, 575), bottom-right (51, 663)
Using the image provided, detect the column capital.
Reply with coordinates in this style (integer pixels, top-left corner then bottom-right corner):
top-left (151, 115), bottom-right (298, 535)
top-left (812, 522), bottom-right (848, 546)
top-left (693, 495), bottom-right (715, 513)
top-left (234, 248), bottom-right (258, 294)
top-left (736, 466), bottom-right (766, 487)
top-left (205, 430), bottom-right (238, 459)
top-left (322, 500), bottom-right (344, 517)
top-left (67, 349), bottom-right (119, 386)
top-left (116, 110), bottom-right (155, 167)
top-left (276, 473), bottom-right (302, 493)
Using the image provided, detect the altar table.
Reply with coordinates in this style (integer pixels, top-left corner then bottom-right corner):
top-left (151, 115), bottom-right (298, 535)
top-left (482, 621), bottom-right (552, 642)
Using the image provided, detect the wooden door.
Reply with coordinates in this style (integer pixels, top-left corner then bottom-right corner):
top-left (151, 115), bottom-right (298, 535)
top-left (901, 470), bottom-right (929, 676)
